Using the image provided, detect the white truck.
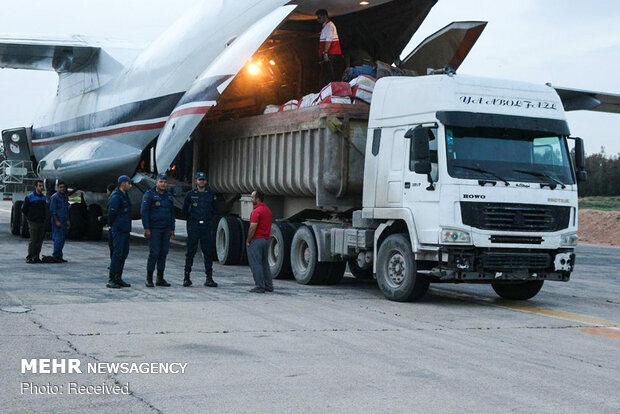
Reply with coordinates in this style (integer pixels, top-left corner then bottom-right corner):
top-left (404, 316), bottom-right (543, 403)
top-left (194, 73), bottom-right (585, 302)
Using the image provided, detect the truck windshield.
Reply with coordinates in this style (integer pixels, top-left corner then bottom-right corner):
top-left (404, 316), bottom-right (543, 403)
top-left (445, 126), bottom-right (575, 185)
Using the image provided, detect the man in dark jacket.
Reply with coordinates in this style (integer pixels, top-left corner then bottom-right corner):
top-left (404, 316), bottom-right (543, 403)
top-left (182, 172), bottom-right (218, 287)
top-left (106, 175), bottom-right (133, 289)
top-left (141, 173), bottom-right (175, 287)
top-left (22, 180), bottom-right (47, 263)
top-left (98, 184), bottom-right (117, 260)
top-left (49, 181), bottom-right (70, 262)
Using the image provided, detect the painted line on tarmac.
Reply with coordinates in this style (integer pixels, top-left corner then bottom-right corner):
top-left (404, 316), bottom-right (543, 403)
top-left (580, 327), bottom-right (620, 339)
top-left (432, 288), bottom-right (619, 327)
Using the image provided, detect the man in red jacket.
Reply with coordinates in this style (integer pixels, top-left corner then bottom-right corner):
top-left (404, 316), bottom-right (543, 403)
top-left (246, 190), bottom-right (273, 293)
top-left (316, 8), bottom-right (343, 85)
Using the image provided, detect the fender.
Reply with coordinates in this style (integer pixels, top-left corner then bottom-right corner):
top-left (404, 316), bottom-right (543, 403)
top-left (370, 207), bottom-right (420, 273)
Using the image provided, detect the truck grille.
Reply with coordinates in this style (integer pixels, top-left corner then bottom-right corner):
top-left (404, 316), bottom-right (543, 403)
top-left (461, 202), bottom-right (570, 232)
top-left (481, 252), bottom-right (551, 270)
top-left (490, 235), bottom-right (543, 244)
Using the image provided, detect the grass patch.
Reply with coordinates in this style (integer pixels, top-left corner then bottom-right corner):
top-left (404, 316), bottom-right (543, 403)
top-left (579, 196), bottom-right (620, 211)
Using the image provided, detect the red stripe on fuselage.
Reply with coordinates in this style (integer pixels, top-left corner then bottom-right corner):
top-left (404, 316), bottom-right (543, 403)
top-left (32, 104), bottom-right (212, 147)
top-left (32, 120), bottom-right (167, 147)
top-left (168, 106), bottom-right (211, 119)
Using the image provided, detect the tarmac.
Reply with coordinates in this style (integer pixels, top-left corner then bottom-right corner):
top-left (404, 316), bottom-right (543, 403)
top-left (0, 201), bottom-right (619, 413)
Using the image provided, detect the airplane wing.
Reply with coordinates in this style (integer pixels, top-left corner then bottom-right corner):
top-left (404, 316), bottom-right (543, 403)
top-left (0, 34), bottom-right (100, 72)
top-left (155, 5), bottom-right (297, 172)
top-left (553, 86), bottom-right (620, 114)
top-left (399, 21), bottom-right (487, 74)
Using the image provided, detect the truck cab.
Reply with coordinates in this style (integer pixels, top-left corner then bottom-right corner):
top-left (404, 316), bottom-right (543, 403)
top-left (362, 74), bottom-right (584, 301)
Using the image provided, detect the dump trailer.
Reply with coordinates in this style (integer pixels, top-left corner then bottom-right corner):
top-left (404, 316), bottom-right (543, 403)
top-left (195, 74), bottom-right (586, 302)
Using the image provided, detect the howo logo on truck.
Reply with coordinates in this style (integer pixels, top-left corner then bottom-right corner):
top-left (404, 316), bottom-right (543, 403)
top-left (462, 194), bottom-right (486, 199)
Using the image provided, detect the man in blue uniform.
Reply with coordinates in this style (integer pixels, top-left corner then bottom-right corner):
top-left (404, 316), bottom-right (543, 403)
top-left (49, 181), bottom-right (70, 263)
top-left (182, 172), bottom-right (218, 288)
top-left (106, 175), bottom-right (133, 289)
top-left (141, 173), bottom-right (175, 287)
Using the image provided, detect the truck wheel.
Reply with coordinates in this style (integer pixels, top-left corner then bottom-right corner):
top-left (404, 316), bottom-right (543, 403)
top-left (236, 218), bottom-right (249, 265)
top-left (67, 203), bottom-right (87, 240)
top-left (85, 204), bottom-right (103, 241)
top-left (376, 234), bottom-right (429, 302)
top-left (216, 216), bottom-right (242, 265)
top-left (291, 225), bottom-right (329, 285)
top-left (210, 215), bottom-right (221, 261)
top-left (325, 261), bottom-right (346, 285)
top-left (347, 257), bottom-right (373, 280)
top-left (11, 201), bottom-right (22, 235)
top-left (21, 212), bottom-right (30, 238)
top-left (269, 222), bottom-right (296, 279)
top-left (492, 281), bottom-right (544, 300)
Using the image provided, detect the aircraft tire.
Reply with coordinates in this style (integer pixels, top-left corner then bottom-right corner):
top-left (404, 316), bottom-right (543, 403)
top-left (11, 201), bottom-right (22, 236)
top-left (67, 203), bottom-right (87, 240)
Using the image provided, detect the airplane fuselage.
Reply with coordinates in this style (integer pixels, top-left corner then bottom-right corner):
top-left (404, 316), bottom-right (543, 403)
top-left (30, 0), bottom-right (290, 189)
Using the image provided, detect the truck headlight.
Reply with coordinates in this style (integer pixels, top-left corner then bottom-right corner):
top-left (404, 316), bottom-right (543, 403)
top-left (560, 232), bottom-right (578, 246)
top-left (440, 228), bottom-right (471, 244)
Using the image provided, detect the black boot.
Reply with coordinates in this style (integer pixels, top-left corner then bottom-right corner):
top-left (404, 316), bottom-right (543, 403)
top-left (183, 271), bottom-right (192, 287)
top-left (117, 272), bottom-right (131, 288)
top-left (106, 274), bottom-right (121, 289)
top-left (204, 270), bottom-right (217, 287)
top-left (146, 270), bottom-right (154, 288)
top-left (156, 271), bottom-right (171, 287)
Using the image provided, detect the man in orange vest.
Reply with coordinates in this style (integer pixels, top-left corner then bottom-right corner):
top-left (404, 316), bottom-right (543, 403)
top-left (316, 8), bottom-right (343, 86)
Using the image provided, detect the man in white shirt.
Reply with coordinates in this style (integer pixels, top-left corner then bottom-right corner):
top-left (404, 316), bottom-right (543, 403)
top-left (316, 9), bottom-right (344, 85)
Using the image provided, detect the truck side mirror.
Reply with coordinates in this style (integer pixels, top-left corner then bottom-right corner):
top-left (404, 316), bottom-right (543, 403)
top-left (573, 137), bottom-right (587, 182)
top-left (406, 126), bottom-right (431, 174)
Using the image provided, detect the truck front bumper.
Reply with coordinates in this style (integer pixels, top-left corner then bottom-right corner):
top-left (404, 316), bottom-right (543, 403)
top-left (428, 247), bottom-right (575, 283)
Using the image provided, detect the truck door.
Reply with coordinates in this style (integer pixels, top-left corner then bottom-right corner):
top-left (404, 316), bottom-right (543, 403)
top-left (402, 125), bottom-right (440, 244)
top-left (373, 127), bottom-right (407, 208)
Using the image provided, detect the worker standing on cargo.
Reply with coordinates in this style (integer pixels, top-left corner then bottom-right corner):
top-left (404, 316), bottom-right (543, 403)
top-left (49, 181), bottom-right (70, 263)
top-left (106, 175), bottom-right (133, 289)
top-left (316, 8), bottom-right (343, 85)
top-left (246, 190), bottom-right (273, 293)
top-left (182, 172), bottom-right (218, 288)
top-left (22, 180), bottom-right (47, 264)
top-left (141, 174), bottom-right (175, 287)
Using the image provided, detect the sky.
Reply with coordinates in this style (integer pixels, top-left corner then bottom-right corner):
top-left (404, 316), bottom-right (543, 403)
top-left (0, 0), bottom-right (619, 155)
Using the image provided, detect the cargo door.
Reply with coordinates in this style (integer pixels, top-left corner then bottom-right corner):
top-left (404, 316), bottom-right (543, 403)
top-left (398, 21), bottom-right (486, 75)
top-left (155, 5), bottom-right (296, 172)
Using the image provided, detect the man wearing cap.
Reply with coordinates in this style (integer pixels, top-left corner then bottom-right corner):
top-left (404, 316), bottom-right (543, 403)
top-left (49, 180), bottom-right (70, 263)
top-left (141, 173), bottom-right (175, 287)
top-left (106, 175), bottom-right (133, 289)
top-left (182, 172), bottom-right (218, 288)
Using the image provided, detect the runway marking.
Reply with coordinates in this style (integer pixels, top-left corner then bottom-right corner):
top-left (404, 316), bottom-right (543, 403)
top-left (498, 303), bottom-right (619, 327)
top-left (580, 327), bottom-right (620, 339)
top-left (432, 288), bottom-right (619, 327)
